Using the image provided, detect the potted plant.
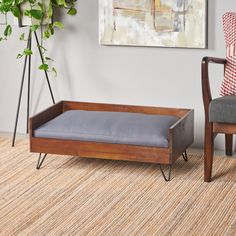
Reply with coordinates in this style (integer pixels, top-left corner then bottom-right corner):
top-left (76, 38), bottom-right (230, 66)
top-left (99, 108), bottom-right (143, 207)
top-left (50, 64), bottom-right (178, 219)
top-left (0, 0), bottom-right (77, 74)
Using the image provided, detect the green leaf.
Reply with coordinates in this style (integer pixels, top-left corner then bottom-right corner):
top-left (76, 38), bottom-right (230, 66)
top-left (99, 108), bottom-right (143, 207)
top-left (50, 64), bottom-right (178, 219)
top-left (56, 0), bottom-right (67, 7)
top-left (30, 25), bottom-right (39, 32)
top-left (16, 0), bottom-right (25, 4)
top-left (28, 0), bottom-right (37, 4)
top-left (48, 4), bottom-right (53, 18)
top-left (2, 0), bottom-right (14, 5)
top-left (12, 6), bottom-right (20, 18)
top-left (53, 21), bottom-right (64, 29)
top-left (45, 57), bottom-right (53, 61)
top-left (50, 26), bottom-right (54, 35)
top-left (43, 30), bottom-right (50, 39)
top-left (24, 10), bottom-right (31, 17)
top-left (19, 33), bottom-right (25, 40)
top-left (37, 2), bottom-right (43, 9)
top-left (17, 53), bottom-right (23, 59)
top-left (48, 24), bottom-right (54, 35)
top-left (23, 48), bottom-right (33, 55)
top-left (38, 63), bottom-right (49, 71)
top-left (52, 67), bottom-right (57, 77)
top-left (30, 9), bottom-right (43, 20)
top-left (4, 25), bottom-right (12, 37)
top-left (0, 37), bottom-right (3, 42)
top-left (67, 7), bottom-right (77, 16)
top-left (38, 45), bottom-right (47, 53)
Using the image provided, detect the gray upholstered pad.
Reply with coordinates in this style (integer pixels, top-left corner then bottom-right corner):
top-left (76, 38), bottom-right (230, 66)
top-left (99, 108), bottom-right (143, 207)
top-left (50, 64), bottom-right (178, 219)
top-left (34, 110), bottom-right (179, 147)
top-left (209, 96), bottom-right (236, 123)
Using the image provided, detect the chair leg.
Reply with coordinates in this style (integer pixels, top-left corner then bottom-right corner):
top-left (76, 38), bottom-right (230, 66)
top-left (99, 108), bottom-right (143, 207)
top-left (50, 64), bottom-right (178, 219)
top-left (225, 134), bottom-right (233, 156)
top-left (204, 122), bottom-right (214, 182)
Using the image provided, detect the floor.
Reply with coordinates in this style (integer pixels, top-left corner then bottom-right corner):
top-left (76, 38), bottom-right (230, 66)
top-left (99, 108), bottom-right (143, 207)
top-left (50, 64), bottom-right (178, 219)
top-left (1, 135), bottom-right (236, 235)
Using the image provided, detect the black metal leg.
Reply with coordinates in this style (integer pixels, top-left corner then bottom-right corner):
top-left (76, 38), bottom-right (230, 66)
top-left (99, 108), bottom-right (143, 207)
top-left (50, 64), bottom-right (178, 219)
top-left (34, 31), bottom-right (55, 104)
top-left (182, 151), bottom-right (188, 162)
top-left (12, 31), bottom-right (31, 147)
top-left (36, 153), bottom-right (47, 169)
top-left (159, 164), bottom-right (172, 181)
top-left (12, 29), bottom-right (56, 147)
top-left (26, 33), bottom-right (32, 134)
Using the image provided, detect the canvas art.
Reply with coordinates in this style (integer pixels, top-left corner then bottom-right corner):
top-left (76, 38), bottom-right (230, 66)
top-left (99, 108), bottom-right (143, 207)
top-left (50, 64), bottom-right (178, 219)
top-left (99, 0), bottom-right (207, 48)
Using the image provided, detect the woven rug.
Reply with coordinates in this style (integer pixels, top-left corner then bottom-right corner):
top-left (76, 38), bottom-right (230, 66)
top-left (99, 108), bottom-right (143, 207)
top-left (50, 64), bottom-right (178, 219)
top-left (1, 137), bottom-right (236, 236)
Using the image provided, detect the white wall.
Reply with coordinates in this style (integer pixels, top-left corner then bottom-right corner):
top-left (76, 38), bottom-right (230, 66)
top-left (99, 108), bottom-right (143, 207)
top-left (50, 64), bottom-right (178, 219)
top-left (0, 0), bottom-right (235, 150)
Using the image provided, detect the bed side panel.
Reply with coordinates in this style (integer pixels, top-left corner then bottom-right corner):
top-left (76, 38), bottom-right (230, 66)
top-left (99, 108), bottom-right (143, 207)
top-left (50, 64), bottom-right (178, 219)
top-left (63, 101), bottom-right (188, 117)
top-left (169, 110), bottom-right (194, 163)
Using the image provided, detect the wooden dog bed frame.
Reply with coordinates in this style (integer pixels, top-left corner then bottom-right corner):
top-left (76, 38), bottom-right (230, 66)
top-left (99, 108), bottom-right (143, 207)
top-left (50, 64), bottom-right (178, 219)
top-left (30, 101), bottom-right (194, 181)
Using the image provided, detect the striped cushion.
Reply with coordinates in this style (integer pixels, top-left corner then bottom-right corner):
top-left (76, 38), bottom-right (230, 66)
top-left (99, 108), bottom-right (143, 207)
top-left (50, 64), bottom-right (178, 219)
top-left (220, 12), bottom-right (236, 96)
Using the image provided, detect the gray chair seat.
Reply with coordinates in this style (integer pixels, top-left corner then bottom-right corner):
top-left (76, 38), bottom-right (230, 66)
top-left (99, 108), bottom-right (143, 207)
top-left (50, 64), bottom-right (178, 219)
top-left (34, 110), bottom-right (179, 148)
top-left (209, 96), bottom-right (236, 123)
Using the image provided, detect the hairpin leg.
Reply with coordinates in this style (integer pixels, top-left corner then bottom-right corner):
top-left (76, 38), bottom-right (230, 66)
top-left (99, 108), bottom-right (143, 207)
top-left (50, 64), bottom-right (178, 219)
top-left (182, 151), bottom-right (188, 162)
top-left (159, 164), bottom-right (172, 181)
top-left (36, 153), bottom-right (47, 169)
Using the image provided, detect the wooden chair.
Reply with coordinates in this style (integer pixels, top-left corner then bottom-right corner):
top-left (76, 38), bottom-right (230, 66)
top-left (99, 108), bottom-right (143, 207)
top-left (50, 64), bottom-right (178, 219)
top-left (202, 56), bottom-right (236, 182)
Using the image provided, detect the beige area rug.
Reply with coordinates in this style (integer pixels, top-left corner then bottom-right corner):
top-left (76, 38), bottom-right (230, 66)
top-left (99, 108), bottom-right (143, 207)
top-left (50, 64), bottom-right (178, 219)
top-left (1, 137), bottom-right (236, 236)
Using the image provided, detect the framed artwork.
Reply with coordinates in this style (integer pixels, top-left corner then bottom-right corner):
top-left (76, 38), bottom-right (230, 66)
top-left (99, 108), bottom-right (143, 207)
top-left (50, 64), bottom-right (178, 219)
top-left (99, 0), bottom-right (207, 48)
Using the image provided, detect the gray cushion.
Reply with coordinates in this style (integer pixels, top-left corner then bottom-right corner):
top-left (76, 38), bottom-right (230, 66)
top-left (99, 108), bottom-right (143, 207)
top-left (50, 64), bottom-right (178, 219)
top-left (34, 110), bottom-right (179, 148)
top-left (209, 96), bottom-right (236, 123)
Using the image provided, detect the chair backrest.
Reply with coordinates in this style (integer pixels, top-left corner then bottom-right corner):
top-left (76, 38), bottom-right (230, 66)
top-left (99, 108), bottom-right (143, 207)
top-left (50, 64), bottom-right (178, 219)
top-left (220, 12), bottom-right (236, 96)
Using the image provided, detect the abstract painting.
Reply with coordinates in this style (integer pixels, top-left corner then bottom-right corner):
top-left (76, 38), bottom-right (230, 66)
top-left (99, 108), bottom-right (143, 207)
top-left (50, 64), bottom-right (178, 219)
top-left (99, 0), bottom-right (207, 48)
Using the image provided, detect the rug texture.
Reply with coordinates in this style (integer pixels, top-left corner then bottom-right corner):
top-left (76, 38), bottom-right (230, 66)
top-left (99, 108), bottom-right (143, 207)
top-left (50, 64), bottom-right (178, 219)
top-left (0, 138), bottom-right (236, 236)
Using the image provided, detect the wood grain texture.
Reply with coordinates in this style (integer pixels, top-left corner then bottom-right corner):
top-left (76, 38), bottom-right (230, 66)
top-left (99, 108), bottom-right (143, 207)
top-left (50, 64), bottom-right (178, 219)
top-left (213, 123), bottom-right (236, 134)
top-left (30, 101), bottom-right (194, 166)
top-left (202, 56), bottom-right (236, 182)
top-left (62, 101), bottom-right (189, 117)
top-left (225, 134), bottom-right (233, 156)
top-left (204, 122), bottom-right (214, 182)
top-left (30, 101), bottom-right (63, 136)
top-left (30, 138), bottom-right (170, 164)
top-left (201, 57), bottom-right (227, 115)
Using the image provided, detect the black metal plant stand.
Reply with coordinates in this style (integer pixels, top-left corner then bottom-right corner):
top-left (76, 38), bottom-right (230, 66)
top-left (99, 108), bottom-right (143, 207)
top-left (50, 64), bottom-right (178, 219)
top-left (12, 29), bottom-right (55, 147)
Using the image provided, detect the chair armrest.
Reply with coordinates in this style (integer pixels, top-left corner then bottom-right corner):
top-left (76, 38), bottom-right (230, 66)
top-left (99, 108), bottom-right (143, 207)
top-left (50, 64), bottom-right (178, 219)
top-left (201, 57), bottom-right (227, 117)
top-left (30, 101), bottom-right (63, 137)
top-left (202, 57), bottom-right (227, 65)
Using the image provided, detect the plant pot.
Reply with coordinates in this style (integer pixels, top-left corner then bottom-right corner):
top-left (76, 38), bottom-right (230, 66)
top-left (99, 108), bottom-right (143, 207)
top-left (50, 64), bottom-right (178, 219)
top-left (14, 0), bottom-right (52, 27)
